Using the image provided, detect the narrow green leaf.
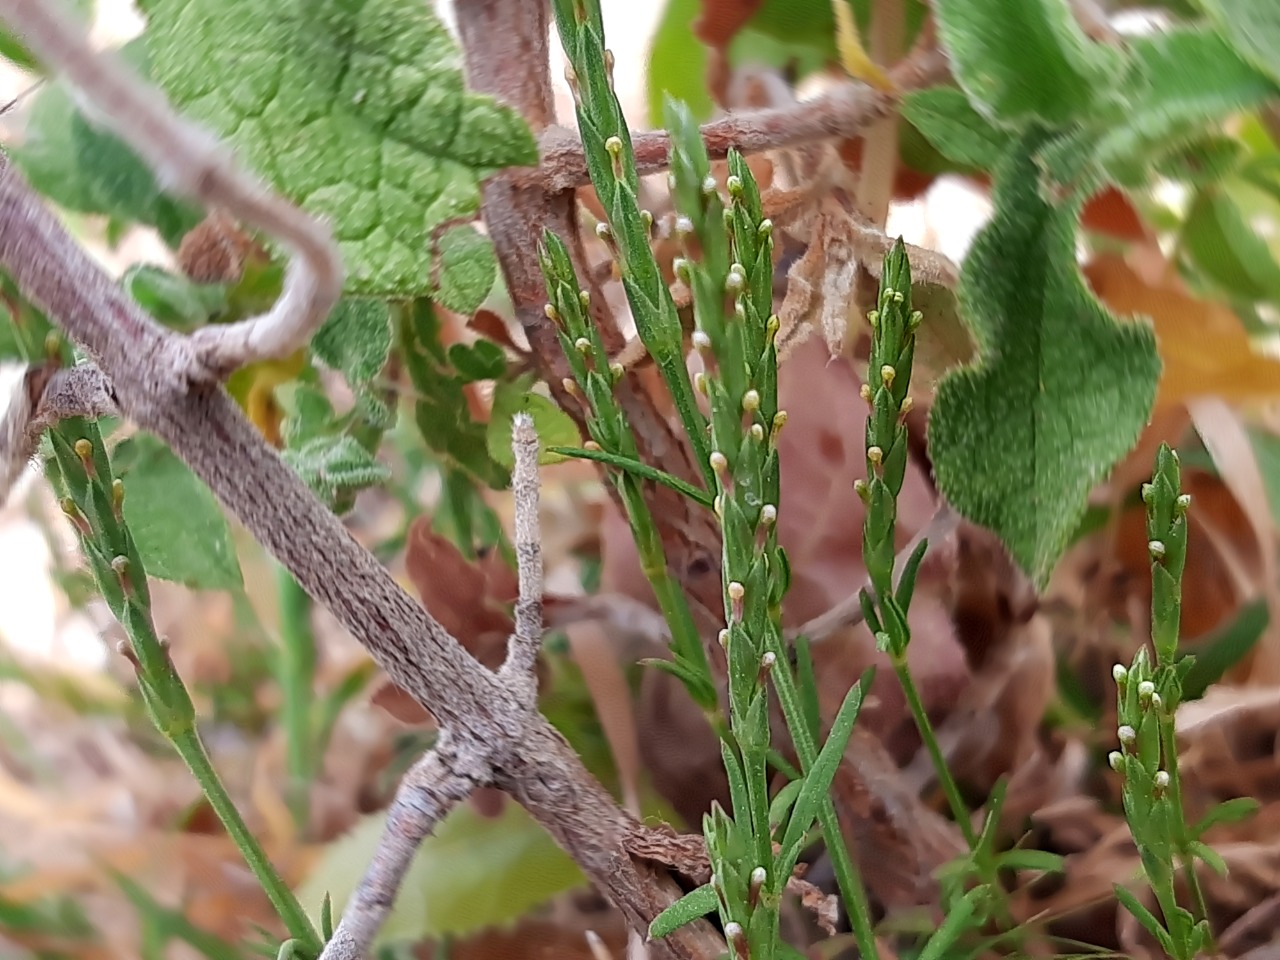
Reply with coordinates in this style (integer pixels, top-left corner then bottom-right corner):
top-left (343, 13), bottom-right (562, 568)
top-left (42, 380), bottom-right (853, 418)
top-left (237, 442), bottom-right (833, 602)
top-left (900, 88), bottom-right (1010, 170)
top-left (1190, 840), bottom-right (1229, 878)
top-left (1181, 599), bottom-right (1267, 700)
top-left (781, 678), bottom-right (865, 852)
top-left (547, 446), bottom-right (714, 507)
top-left (1191, 796), bottom-right (1260, 837)
top-left (932, 0), bottom-right (1120, 125)
top-left (143, 0), bottom-right (537, 297)
top-left (720, 741), bottom-right (752, 825)
top-left (928, 135), bottom-right (1160, 587)
top-left (110, 435), bottom-right (243, 591)
top-left (995, 848), bottom-right (1065, 873)
top-left (794, 635), bottom-right (822, 744)
top-left (312, 299), bottom-right (393, 388)
top-left (1114, 884), bottom-right (1173, 948)
top-left (767, 777), bottom-right (803, 830)
top-left (648, 883), bottom-right (718, 940)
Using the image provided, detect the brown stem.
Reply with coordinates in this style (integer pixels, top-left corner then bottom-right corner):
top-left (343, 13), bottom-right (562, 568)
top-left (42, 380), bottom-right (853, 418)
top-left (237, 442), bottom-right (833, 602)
top-left (534, 45), bottom-right (950, 193)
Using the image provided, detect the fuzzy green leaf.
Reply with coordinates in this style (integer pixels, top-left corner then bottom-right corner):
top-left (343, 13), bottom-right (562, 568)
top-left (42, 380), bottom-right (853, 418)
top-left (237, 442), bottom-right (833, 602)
top-left (9, 39), bottom-right (200, 246)
top-left (432, 225), bottom-right (499, 314)
top-left (648, 884), bottom-right (718, 940)
top-left (123, 265), bottom-right (228, 332)
top-left (900, 88), bottom-right (1010, 170)
top-left (312, 299), bottom-right (392, 387)
top-left (486, 380), bottom-right (580, 468)
top-left (931, 0), bottom-right (1120, 125)
top-left (282, 435), bottom-right (391, 508)
top-left (1096, 28), bottom-right (1279, 185)
top-left (142, 0), bottom-right (537, 297)
top-left (111, 435), bottom-right (243, 591)
top-left (448, 340), bottom-right (507, 384)
top-left (400, 300), bottom-right (509, 488)
top-left (1194, 0), bottom-right (1280, 86)
top-left (298, 802), bottom-right (585, 944)
top-left (928, 136), bottom-right (1160, 588)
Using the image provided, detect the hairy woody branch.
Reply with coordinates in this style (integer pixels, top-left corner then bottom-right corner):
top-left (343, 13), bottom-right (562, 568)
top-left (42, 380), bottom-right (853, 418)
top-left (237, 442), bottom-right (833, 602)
top-left (0, 157), bottom-right (721, 960)
top-left (536, 44), bottom-right (950, 193)
top-left (0, 0), bottom-right (343, 378)
top-left (0, 361), bottom-right (116, 505)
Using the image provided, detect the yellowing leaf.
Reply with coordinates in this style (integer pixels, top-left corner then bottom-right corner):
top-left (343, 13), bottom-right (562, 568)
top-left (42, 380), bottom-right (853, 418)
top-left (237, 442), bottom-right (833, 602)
top-left (832, 0), bottom-right (893, 91)
top-left (1084, 255), bottom-right (1280, 409)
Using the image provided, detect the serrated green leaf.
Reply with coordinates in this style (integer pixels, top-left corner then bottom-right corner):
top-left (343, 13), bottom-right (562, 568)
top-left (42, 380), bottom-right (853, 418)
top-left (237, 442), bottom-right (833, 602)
top-left (928, 135), bottom-right (1160, 588)
top-left (1194, 0), bottom-right (1280, 87)
top-left (110, 435), bottom-right (243, 591)
top-left (312, 299), bottom-right (392, 387)
top-left (932, 0), bottom-right (1120, 125)
top-left (123, 265), bottom-right (228, 332)
top-left (142, 0), bottom-right (537, 297)
top-left (282, 435), bottom-right (391, 508)
top-left (279, 382), bottom-right (340, 448)
top-left (448, 340), bottom-right (507, 383)
top-left (432, 226), bottom-right (499, 314)
top-left (10, 38), bottom-right (200, 246)
top-left (400, 300), bottom-right (509, 488)
top-left (298, 802), bottom-right (585, 944)
top-left (648, 883), bottom-right (718, 940)
top-left (1183, 188), bottom-right (1280, 301)
top-left (900, 88), bottom-right (1010, 170)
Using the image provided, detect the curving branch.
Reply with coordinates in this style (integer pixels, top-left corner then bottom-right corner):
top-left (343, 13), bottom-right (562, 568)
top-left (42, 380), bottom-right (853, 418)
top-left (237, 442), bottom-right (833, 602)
top-left (0, 0), bottom-right (343, 379)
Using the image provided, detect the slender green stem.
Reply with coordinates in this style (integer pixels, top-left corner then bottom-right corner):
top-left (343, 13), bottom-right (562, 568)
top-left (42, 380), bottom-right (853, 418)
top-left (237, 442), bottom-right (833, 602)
top-left (276, 565), bottom-right (317, 831)
top-left (173, 729), bottom-right (322, 954)
top-left (892, 656), bottom-right (977, 849)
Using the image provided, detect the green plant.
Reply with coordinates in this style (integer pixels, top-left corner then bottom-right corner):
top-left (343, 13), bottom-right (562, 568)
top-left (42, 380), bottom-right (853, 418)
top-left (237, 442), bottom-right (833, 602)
top-left (4, 0), bottom-right (1280, 956)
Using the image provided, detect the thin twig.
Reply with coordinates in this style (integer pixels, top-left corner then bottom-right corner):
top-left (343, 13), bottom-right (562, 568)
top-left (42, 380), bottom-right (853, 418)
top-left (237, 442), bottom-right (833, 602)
top-left (502, 411), bottom-right (544, 684)
top-left (0, 361), bottom-right (116, 507)
top-left (0, 0), bottom-right (343, 378)
top-left (319, 740), bottom-right (480, 960)
top-left (536, 45), bottom-right (950, 193)
top-left (788, 502), bottom-right (960, 642)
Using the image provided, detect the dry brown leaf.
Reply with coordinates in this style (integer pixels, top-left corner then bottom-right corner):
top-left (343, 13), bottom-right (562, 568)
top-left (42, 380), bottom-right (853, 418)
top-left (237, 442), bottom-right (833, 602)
top-left (1084, 255), bottom-right (1280, 409)
top-left (692, 0), bottom-right (764, 50)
